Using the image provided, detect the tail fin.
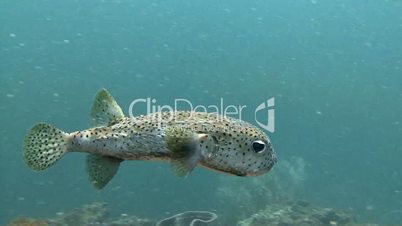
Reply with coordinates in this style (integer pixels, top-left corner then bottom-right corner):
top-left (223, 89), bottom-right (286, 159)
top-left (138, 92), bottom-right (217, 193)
top-left (23, 123), bottom-right (69, 171)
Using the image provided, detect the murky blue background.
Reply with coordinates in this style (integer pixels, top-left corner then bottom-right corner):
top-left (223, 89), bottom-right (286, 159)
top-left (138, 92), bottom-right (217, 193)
top-left (1, 0), bottom-right (402, 225)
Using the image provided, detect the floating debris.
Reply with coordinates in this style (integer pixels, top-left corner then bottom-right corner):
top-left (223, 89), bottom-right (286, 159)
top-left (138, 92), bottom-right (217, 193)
top-left (156, 211), bottom-right (218, 226)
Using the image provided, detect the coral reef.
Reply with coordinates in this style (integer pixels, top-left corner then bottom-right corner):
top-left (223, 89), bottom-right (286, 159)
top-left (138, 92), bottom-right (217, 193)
top-left (5, 155), bottom-right (389, 226)
top-left (37, 202), bottom-right (153, 226)
top-left (7, 217), bottom-right (48, 226)
top-left (7, 203), bottom-right (218, 226)
top-left (7, 201), bottom-right (385, 226)
top-left (237, 201), bottom-right (375, 226)
top-left (49, 203), bottom-right (109, 225)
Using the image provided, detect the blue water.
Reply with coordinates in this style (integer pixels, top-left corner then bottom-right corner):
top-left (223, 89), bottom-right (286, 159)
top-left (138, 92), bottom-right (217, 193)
top-left (1, 0), bottom-right (402, 225)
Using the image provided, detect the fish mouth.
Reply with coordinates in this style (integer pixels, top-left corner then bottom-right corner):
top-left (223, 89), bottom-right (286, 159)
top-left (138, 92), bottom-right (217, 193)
top-left (247, 156), bottom-right (277, 176)
top-left (200, 163), bottom-right (248, 177)
top-left (247, 171), bottom-right (270, 177)
top-left (272, 152), bottom-right (278, 164)
top-left (247, 166), bottom-right (274, 176)
top-left (228, 161), bottom-right (276, 177)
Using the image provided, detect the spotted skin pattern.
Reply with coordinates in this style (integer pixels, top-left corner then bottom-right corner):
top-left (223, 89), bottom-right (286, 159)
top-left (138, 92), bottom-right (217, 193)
top-left (69, 111), bottom-right (277, 176)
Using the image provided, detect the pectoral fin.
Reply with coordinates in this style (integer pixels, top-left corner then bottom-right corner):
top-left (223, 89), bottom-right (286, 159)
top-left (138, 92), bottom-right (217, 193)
top-left (165, 126), bottom-right (206, 177)
top-left (86, 154), bottom-right (123, 189)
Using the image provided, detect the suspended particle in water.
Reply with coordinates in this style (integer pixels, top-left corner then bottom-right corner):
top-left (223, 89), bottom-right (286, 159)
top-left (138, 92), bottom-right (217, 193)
top-left (223, 8), bottom-right (231, 13)
top-left (365, 205), bottom-right (374, 210)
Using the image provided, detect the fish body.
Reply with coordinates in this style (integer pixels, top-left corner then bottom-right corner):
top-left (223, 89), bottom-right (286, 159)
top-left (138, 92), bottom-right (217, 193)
top-left (23, 89), bottom-right (277, 189)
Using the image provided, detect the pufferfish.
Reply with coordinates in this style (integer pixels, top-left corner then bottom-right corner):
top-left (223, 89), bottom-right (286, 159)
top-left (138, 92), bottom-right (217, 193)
top-left (23, 89), bottom-right (277, 189)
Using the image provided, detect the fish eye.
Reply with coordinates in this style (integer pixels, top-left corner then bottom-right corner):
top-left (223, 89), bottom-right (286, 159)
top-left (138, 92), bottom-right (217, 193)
top-left (252, 140), bottom-right (266, 153)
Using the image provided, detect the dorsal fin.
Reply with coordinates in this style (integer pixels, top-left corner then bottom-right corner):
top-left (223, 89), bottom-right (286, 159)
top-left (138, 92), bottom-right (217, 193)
top-left (91, 88), bottom-right (124, 127)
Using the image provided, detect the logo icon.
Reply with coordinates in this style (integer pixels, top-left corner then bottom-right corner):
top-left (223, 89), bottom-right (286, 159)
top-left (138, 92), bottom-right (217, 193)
top-left (254, 97), bottom-right (275, 133)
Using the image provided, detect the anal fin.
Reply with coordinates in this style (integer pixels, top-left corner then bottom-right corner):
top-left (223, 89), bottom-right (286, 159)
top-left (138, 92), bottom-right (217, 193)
top-left (86, 154), bottom-right (123, 189)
